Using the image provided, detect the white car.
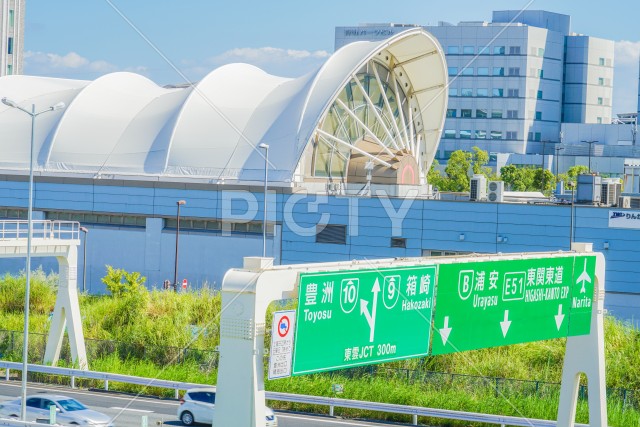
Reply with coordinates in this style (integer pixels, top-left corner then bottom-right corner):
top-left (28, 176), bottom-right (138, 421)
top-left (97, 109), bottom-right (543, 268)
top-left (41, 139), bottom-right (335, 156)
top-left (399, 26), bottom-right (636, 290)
top-left (0, 394), bottom-right (114, 426)
top-left (177, 388), bottom-right (277, 426)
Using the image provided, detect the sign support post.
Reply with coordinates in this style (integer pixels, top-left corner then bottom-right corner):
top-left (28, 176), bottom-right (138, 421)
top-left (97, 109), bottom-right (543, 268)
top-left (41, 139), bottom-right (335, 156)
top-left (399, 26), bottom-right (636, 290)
top-left (213, 257), bottom-right (298, 427)
top-left (557, 243), bottom-right (607, 427)
top-left (44, 246), bottom-right (88, 370)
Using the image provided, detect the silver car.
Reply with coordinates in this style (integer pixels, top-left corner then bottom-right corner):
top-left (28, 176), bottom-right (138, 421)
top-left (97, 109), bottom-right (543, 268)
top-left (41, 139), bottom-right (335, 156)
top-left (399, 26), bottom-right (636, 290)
top-left (177, 387), bottom-right (277, 426)
top-left (0, 394), bottom-right (114, 426)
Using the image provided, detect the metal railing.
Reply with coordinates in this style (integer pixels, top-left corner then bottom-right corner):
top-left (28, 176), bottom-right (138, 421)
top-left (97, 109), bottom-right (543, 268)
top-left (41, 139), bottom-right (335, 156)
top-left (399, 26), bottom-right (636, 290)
top-left (1, 329), bottom-right (638, 410)
top-left (0, 221), bottom-right (80, 241)
top-left (0, 361), bottom-right (592, 427)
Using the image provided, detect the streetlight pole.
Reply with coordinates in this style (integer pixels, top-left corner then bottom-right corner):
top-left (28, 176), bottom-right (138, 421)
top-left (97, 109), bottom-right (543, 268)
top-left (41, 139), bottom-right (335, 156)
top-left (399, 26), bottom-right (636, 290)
top-left (80, 227), bottom-right (89, 292)
top-left (258, 143), bottom-right (269, 258)
top-left (2, 97), bottom-right (65, 421)
top-left (173, 200), bottom-right (186, 292)
top-left (568, 181), bottom-right (576, 248)
top-left (581, 140), bottom-right (597, 173)
top-left (540, 140), bottom-right (549, 192)
top-left (554, 145), bottom-right (564, 177)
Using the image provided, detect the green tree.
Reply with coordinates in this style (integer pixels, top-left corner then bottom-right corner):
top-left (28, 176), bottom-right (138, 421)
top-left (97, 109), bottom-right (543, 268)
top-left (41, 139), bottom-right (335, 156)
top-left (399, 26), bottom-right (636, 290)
top-left (558, 165), bottom-right (589, 186)
top-left (471, 146), bottom-right (494, 178)
top-left (533, 169), bottom-right (556, 194)
top-left (500, 165), bottom-right (536, 191)
top-left (428, 147), bottom-right (496, 192)
top-left (442, 150), bottom-right (472, 192)
top-left (101, 265), bottom-right (147, 297)
top-left (427, 159), bottom-right (444, 190)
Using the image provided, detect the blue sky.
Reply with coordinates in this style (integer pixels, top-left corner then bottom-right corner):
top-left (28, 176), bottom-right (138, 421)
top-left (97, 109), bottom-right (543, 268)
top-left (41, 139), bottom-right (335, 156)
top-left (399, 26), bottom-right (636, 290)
top-left (24, 0), bottom-right (640, 113)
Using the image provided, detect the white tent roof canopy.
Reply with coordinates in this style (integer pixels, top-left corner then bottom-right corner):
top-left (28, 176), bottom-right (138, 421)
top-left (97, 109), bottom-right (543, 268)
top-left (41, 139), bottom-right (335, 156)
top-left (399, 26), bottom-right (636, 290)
top-left (0, 28), bottom-right (447, 186)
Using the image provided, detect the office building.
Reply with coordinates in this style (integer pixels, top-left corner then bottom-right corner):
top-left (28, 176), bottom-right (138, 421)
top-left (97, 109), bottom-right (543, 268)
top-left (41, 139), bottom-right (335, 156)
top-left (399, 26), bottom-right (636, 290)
top-left (335, 10), bottom-right (615, 159)
top-left (0, 0), bottom-right (24, 76)
top-left (1, 28), bottom-right (640, 323)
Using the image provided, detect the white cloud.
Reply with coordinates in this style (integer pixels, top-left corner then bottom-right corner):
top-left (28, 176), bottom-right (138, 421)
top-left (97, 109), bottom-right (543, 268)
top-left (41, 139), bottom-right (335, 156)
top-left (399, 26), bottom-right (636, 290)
top-left (615, 40), bottom-right (640, 66)
top-left (213, 47), bottom-right (330, 63)
top-left (24, 51), bottom-right (127, 79)
top-left (201, 46), bottom-right (331, 79)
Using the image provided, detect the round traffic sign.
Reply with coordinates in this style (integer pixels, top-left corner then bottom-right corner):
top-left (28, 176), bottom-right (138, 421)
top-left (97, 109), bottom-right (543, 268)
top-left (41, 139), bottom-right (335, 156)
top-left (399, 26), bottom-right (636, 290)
top-left (277, 315), bottom-right (290, 338)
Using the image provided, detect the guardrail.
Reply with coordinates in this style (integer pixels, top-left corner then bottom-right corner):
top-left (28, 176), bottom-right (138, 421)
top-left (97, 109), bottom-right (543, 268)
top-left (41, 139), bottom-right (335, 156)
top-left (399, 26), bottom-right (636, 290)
top-left (0, 221), bottom-right (81, 241)
top-left (0, 361), bottom-right (589, 427)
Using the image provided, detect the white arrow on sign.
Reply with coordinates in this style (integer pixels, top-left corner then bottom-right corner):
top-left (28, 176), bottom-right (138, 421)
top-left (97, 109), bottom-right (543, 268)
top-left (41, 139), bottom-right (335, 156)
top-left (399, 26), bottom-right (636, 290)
top-left (500, 310), bottom-right (511, 338)
top-left (360, 278), bottom-right (381, 342)
top-left (439, 316), bottom-right (452, 345)
top-left (555, 304), bottom-right (565, 330)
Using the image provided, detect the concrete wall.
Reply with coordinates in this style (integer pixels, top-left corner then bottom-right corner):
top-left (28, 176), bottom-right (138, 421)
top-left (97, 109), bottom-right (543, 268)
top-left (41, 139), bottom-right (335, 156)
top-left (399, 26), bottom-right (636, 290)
top-left (0, 179), bottom-right (639, 321)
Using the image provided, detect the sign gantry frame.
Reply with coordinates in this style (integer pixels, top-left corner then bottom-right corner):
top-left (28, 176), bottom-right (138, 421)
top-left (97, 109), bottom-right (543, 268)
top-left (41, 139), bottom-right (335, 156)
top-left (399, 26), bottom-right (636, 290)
top-left (214, 243), bottom-right (606, 427)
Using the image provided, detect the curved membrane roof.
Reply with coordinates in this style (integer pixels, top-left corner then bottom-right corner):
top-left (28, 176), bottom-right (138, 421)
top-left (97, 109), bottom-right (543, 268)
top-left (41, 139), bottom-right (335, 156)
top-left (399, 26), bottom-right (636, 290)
top-left (0, 28), bottom-right (447, 187)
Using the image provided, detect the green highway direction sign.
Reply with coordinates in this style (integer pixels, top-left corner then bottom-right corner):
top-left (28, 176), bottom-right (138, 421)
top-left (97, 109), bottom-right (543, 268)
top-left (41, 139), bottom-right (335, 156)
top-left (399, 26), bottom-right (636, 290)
top-left (292, 266), bottom-right (436, 375)
top-left (431, 255), bottom-right (596, 355)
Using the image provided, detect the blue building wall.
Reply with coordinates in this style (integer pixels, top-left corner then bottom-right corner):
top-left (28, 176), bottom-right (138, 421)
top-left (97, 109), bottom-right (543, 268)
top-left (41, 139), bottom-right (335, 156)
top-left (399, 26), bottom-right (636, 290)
top-left (0, 179), bottom-right (637, 318)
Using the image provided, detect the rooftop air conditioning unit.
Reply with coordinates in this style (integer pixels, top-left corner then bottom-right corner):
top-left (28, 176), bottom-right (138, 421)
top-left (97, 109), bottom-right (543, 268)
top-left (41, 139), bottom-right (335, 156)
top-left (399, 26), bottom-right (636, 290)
top-left (488, 181), bottom-right (504, 203)
top-left (470, 175), bottom-right (487, 201)
top-left (601, 178), bottom-right (621, 206)
top-left (618, 196), bottom-right (631, 209)
top-left (576, 174), bottom-right (601, 204)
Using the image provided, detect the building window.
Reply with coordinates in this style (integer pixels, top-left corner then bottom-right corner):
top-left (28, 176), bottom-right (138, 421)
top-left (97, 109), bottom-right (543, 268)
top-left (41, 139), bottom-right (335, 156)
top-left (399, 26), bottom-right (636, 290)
top-left (476, 109), bottom-right (488, 118)
top-left (493, 67), bottom-right (505, 76)
top-left (448, 46), bottom-right (460, 54)
top-left (597, 97), bottom-right (603, 105)
top-left (423, 249), bottom-right (469, 257)
top-left (508, 67), bottom-right (520, 76)
top-left (491, 131), bottom-right (503, 140)
top-left (538, 48), bottom-right (545, 57)
top-left (492, 88), bottom-right (504, 97)
top-left (476, 88), bottom-right (488, 97)
top-left (507, 89), bottom-right (519, 98)
top-left (494, 46), bottom-right (505, 55)
top-left (537, 90), bottom-right (543, 99)
top-left (460, 130), bottom-right (472, 139)
top-left (6, 64), bottom-right (12, 75)
top-left (461, 67), bottom-right (474, 76)
top-left (448, 67), bottom-right (458, 76)
top-left (491, 110), bottom-right (503, 119)
top-left (477, 67), bottom-right (489, 76)
top-left (390, 237), bottom-right (407, 248)
top-left (461, 88), bottom-right (473, 97)
top-left (446, 109), bottom-right (457, 118)
top-left (9, 9), bottom-right (14, 27)
top-left (535, 111), bottom-right (542, 120)
top-left (538, 69), bottom-right (544, 78)
top-left (463, 46), bottom-right (475, 55)
top-left (506, 131), bottom-right (518, 140)
top-left (475, 130), bottom-right (487, 139)
top-left (597, 117), bottom-right (603, 124)
top-left (0, 208), bottom-right (26, 219)
top-left (444, 130), bottom-right (456, 139)
top-left (507, 110), bottom-right (518, 119)
top-left (316, 224), bottom-right (347, 245)
top-left (509, 46), bottom-right (521, 55)
top-left (46, 211), bottom-right (147, 228)
top-left (478, 46), bottom-right (489, 55)
top-left (529, 132), bottom-right (542, 142)
top-left (448, 88), bottom-right (458, 97)
top-left (461, 109), bottom-right (472, 118)
top-left (598, 77), bottom-right (604, 86)
top-left (7, 37), bottom-right (13, 55)
top-left (598, 57), bottom-right (605, 66)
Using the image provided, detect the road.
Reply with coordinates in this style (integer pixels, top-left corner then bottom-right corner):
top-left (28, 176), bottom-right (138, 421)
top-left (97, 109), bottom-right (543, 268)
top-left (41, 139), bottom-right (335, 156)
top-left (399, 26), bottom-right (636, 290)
top-left (0, 381), bottom-right (398, 427)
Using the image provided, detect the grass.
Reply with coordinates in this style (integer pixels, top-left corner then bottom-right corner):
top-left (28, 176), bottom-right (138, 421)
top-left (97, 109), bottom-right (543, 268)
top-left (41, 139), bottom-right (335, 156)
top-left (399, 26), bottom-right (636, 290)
top-left (1, 271), bottom-right (640, 426)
